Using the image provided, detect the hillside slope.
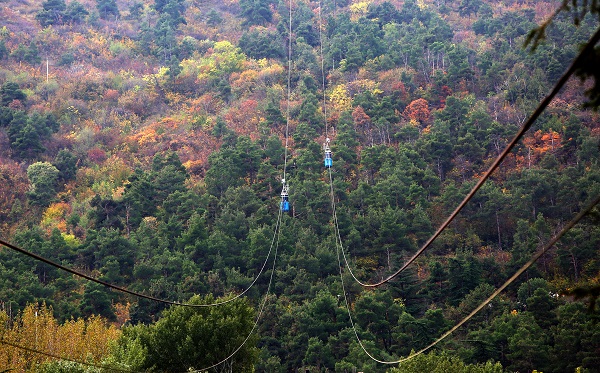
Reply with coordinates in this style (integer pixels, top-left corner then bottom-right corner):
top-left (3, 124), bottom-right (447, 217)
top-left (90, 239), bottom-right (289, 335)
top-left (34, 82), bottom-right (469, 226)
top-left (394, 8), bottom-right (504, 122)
top-left (0, 0), bottom-right (599, 372)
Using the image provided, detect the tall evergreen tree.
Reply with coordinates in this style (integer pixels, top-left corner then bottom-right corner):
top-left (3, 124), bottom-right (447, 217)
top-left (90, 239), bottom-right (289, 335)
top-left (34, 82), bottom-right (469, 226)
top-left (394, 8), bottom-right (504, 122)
top-left (1, 82), bottom-right (26, 106)
top-left (96, 0), bottom-right (120, 19)
top-left (240, 0), bottom-right (273, 26)
top-left (36, 0), bottom-right (67, 27)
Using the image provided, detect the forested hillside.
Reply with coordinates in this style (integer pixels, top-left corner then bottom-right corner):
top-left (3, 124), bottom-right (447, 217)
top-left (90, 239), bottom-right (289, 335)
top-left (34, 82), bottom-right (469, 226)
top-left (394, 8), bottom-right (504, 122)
top-left (0, 0), bottom-right (599, 372)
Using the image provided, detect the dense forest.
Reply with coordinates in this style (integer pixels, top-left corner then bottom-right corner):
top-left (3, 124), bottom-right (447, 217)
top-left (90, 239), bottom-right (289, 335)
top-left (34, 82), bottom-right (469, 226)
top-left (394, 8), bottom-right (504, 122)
top-left (0, 0), bottom-right (599, 372)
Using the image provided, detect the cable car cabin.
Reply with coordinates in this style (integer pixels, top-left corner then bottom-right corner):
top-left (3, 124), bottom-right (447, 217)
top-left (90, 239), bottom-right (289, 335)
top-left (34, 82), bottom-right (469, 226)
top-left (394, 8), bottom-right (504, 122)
top-left (324, 149), bottom-right (332, 168)
top-left (280, 181), bottom-right (290, 212)
top-left (324, 139), bottom-right (332, 168)
top-left (281, 196), bottom-right (290, 212)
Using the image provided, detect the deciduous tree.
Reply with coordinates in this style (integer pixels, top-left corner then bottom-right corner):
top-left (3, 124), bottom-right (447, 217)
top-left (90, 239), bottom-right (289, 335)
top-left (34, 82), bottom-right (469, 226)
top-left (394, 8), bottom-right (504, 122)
top-left (115, 295), bottom-right (259, 372)
top-left (27, 162), bottom-right (59, 207)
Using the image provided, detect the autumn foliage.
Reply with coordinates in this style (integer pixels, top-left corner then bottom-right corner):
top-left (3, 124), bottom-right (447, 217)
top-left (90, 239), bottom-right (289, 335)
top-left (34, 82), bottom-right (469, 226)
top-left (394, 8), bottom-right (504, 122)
top-left (0, 0), bottom-right (598, 372)
top-left (0, 304), bottom-right (120, 372)
top-left (403, 98), bottom-right (431, 125)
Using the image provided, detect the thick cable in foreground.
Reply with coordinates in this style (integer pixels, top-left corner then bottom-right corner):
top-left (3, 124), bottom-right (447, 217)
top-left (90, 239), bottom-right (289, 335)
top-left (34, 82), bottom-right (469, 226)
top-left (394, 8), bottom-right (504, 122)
top-left (332, 25), bottom-right (600, 288)
top-left (338, 194), bottom-right (599, 365)
top-left (1, 210), bottom-right (282, 373)
top-left (0, 211), bottom-right (282, 308)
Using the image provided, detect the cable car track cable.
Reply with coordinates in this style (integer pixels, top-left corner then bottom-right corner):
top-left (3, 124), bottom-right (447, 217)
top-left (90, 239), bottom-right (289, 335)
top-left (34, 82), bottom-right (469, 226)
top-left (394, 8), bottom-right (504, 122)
top-left (188, 209), bottom-right (283, 373)
top-left (337, 193), bottom-right (599, 364)
top-left (318, 0), bottom-right (329, 140)
top-left (187, 0), bottom-right (297, 369)
top-left (284, 0), bottom-right (292, 182)
top-left (279, 0), bottom-right (294, 213)
top-left (329, 25), bottom-right (600, 288)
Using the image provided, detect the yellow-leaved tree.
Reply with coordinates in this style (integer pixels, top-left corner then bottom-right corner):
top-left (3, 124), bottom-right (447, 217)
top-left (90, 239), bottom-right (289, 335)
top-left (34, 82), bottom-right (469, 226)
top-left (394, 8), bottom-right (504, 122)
top-left (0, 303), bottom-right (120, 372)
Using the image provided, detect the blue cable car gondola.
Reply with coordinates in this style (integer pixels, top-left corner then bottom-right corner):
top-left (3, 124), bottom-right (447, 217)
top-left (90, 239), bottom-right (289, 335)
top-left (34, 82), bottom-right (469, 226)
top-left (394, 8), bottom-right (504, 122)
top-left (324, 138), bottom-right (332, 168)
top-left (280, 180), bottom-right (290, 212)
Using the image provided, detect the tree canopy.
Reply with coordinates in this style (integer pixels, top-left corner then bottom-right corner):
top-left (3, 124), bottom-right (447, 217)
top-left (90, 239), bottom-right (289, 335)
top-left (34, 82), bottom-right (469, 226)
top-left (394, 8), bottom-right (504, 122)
top-left (0, 0), bottom-right (598, 372)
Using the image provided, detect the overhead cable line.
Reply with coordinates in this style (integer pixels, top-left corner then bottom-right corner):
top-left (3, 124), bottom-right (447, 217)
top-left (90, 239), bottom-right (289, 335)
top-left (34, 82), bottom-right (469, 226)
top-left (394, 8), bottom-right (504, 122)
top-left (318, 0), bottom-right (334, 171)
top-left (0, 210), bottom-right (283, 373)
top-left (283, 0), bottom-right (293, 181)
top-left (280, 0), bottom-right (294, 213)
top-left (331, 25), bottom-right (600, 288)
top-left (188, 1), bottom-right (296, 370)
top-left (318, 0), bottom-right (329, 140)
top-left (0, 211), bottom-right (282, 308)
top-left (338, 193), bottom-right (599, 365)
top-left (0, 338), bottom-right (143, 373)
top-left (188, 209), bottom-right (283, 373)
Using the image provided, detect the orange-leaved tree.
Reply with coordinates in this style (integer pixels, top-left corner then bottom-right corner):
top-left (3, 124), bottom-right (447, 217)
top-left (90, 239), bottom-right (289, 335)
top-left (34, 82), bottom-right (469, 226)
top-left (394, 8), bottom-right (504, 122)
top-left (403, 98), bottom-right (431, 125)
